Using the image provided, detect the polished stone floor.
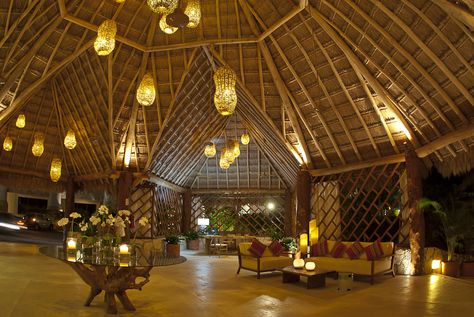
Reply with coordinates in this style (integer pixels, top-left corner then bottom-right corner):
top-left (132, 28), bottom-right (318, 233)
top-left (1, 242), bottom-right (473, 317)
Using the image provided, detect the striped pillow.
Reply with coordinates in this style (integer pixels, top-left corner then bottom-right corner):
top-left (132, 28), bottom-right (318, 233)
top-left (311, 240), bottom-right (328, 256)
top-left (364, 240), bottom-right (385, 260)
top-left (346, 241), bottom-right (364, 260)
top-left (248, 238), bottom-right (267, 257)
top-left (330, 241), bottom-right (346, 258)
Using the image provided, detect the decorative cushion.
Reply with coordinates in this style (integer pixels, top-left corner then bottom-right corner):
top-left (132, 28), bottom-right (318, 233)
top-left (330, 241), bottom-right (346, 258)
top-left (346, 241), bottom-right (364, 260)
top-left (248, 238), bottom-right (267, 257)
top-left (364, 240), bottom-right (385, 260)
top-left (311, 240), bottom-right (328, 256)
top-left (268, 240), bottom-right (284, 256)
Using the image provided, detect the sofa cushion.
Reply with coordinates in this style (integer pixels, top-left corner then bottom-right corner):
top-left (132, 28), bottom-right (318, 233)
top-left (268, 240), bottom-right (284, 256)
top-left (331, 241), bottom-right (346, 258)
top-left (311, 240), bottom-right (328, 256)
top-left (364, 240), bottom-right (384, 260)
top-left (241, 256), bottom-right (292, 271)
top-left (248, 238), bottom-right (267, 257)
top-left (306, 256), bottom-right (392, 275)
top-left (346, 241), bottom-right (364, 260)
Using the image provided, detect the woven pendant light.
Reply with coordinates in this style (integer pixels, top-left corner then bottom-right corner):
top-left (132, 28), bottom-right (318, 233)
top-left (213, 66), bottom-right (237, 116)
top-left (94, 20), bottom-right (117, 56)
top-left (115, 0), bottom-right (126, 3)
top-left (223, 144), bottom-right (235, 163)
top-left (3, 136), bottom-right (12, 151)
top-left (32, 133), bottom-right (45, 157)
top-left (50, 158), bottom-right (62, 182)
top-left (233, 140), bottom-right (240, 157)
top-left (137, 73), bottom-right (156, 106)
top-left (204, 142), bottom-right (216, 158)
top-left (147, 0), bottom-right (178, 14)
top-left (16, 114), bottom-right (26, 128)
top-left (64, 130), bottom-right (77, 150)
top-left (241, 133), bottom-right (250, 145)
top-left (185, 0), bottom-right (201, 28)
top-left (159, 14), bottom-right (178, 34)
top-left (219, 155), bottom-right (230, 170)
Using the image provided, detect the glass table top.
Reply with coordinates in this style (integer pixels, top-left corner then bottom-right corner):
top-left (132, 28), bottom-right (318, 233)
top-left (39, 245), bottom-right (186, 268)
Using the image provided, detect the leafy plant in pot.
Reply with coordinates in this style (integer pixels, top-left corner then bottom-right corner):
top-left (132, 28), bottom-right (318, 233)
top-left (165, 235), bottom-right (181, 257)
top-left (184, 230), bottom-right (200, 250)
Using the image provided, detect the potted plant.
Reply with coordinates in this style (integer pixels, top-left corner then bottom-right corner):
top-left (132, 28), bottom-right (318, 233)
top-left (165, 235), bottom-right (180, 257)
top-left (184, 230), bottom-right (200, 250)
top-left (280, 237), bottom-right (297, 252)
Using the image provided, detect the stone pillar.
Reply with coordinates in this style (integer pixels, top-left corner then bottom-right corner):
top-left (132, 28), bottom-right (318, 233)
top-left (47, 192), bottom-right (61, 211)
top-left (0, 186), bottom-right (8, 212)
top-left (181, 189), bottom-right (192, 234)
top-left (296, 170), bottom-right (311, 234)
top-left (117, 172), bottom-right (133, 210)
top-left (405, 148), bottom-right (425, 275)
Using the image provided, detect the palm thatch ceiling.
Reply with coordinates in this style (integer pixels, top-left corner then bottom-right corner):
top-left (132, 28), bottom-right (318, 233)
top-left (0, 0), bottom-right (473, 192)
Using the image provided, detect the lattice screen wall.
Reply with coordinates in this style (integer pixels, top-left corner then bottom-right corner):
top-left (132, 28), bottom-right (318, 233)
top-left (311, 163), bottom-right (409, 244)
top-left (191, 194), bottom-right (287, 236)
top-left (129, 185), bottom-right (182, 237)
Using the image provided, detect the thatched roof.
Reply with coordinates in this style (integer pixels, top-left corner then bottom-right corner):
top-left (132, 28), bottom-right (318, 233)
top-left (0, 0), bottom-right (473, 192)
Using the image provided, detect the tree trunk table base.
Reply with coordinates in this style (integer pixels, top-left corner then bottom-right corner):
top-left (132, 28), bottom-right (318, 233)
top-left (67, 262), bottom-right (152, 314)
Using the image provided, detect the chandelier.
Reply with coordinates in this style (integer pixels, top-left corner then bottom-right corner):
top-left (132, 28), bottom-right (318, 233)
top-left (137, 73), bottom-right (156, 106)
top-left (204, 142), bottom-right (216, 158)
top-left (3, 136), bottom-right (12, 151)
top-left (214, 66), bottom-right (237, 116)
top-left (94, 20), bottom-right (117, 56)
top-left (147, 0), bottom-right (178, 14)
top-left (241, 133), bottom-right (250, 145)
top-left (160, 15), bottom-right (178, 34)
top-left (184, 0), bottom-right (201, 28)
top-left (64, 130), bottom-right (77, 150)
top-left (16, 114), bottom-right (25, 128)
top-left (50, 158), bottom-right (62, 183)
top-left (32, 133), bottom-right (45, 157)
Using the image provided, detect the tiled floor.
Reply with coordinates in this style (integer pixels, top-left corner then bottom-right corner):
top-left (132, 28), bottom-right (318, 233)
top-left (1, 242), bottom-right (473, 316)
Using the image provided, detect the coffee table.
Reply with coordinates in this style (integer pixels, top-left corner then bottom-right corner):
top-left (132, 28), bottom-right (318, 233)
top-left (278, 266), bottom-right (330, 289)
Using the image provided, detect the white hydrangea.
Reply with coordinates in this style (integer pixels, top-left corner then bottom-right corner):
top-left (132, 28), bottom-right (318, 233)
top-left (57, 217), bottom-right (69, 227)
top-left (90, 215), bottom-right (101, 226)
top-left (98, 205), bottom-right (109, 215)
top-left (138, 217), bottom-right (149, 226)
top-left (80, 222), bottom-right (88, 232)
top-left (118, 210), bottom-right (131, 217)
top-left (69, 212), bottom-right (82, 219)
top-left (106, 218), bottom-right (116, 226)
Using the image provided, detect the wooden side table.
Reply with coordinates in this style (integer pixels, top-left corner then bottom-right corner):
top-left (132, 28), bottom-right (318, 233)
top-left (278, 266), bottom-right (329, 289)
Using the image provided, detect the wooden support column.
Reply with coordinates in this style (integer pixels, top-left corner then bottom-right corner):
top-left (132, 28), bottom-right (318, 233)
top-left (117, 171), bottom-right (133, 210)
top-left (284, 190), bottom-right (293, 236)
top-left (181, 189), bottom-right (192, 234)
top-left (405, 148), bottom-right (425, 275)
top-left (296, 170), bottom-right (311, 234)
top-left (64, 176), bottom-right (76, 244)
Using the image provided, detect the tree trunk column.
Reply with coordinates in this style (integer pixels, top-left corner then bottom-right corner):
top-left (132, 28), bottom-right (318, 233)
top-left (296, 170), bottom-right (311, 234)
top-left (117, 172), bottom-right (133, 210)
top-left (181, 190), bottom-right (192, 233)
top-left (405, 148), bottom-right (425, 275)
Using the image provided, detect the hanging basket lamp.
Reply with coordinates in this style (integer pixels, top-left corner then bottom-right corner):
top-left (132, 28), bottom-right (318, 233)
top-left (160, 14), bottom-right (178, 34)
top-left (219, 155), bottom-right (230, 170)
top-left (94, 19), bottom-right (117, 56)
top-left (233, 140), bottom-right (240, 158)
top-left (64, 130), bottom-right (77, 150)
top-left (3, 136), bottom-right (12, 151)
top-left (16, 114), bottom-right (26, 128)
top-left (136, 73), bottom-right (156, 106)
top-left (50, 158), bottom-right (62, 182)
top-left (213, 66), bottom-right (237, 116)
top-left (147, 0), bottom-right (178, 14)
top-left (241, 133), bottom-right (250, 145)
top-left (32, 133), bottom-right (45, 157)
top-left (204, 142), bottom-right (216, 158)
top-left (223, 144), bottom-right (235, 164)
top-left (184, 0), bottom-right (201, 28)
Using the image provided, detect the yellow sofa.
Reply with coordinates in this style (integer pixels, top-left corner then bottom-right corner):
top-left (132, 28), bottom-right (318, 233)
top-left (237, 242), bottom-right (292, 279)
top-left (307, 240), bottom-right (395, 284)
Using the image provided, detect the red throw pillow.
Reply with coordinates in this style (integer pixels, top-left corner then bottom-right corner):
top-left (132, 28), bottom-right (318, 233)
top-left (330, 241), bottom-right (346, 258)
top-left (364, 240), bottom-right (384, 260)
top-left (248, 238), bottom-right (267, 257)
top-left (268, 240), bottom-right (284, 256)
top-left (311, 240), bottom-right (328, 256)
top-left (346, 241), bottom-right (364, 260)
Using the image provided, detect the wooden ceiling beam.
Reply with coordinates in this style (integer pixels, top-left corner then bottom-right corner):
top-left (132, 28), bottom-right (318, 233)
top-left (257, 0), bottom-right (307, 41)
top-left (192, 188), bottom-right (287, 195)
top-left (435, 0), bottom-right (474, 31)
top-left (0, 0), bottom-right (42, 49)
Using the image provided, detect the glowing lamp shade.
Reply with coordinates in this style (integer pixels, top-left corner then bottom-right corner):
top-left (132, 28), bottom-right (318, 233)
top-left (223, 143), bottom-right (235, 163)
top-left (159, 15), bottom-right (178, 34)
top-left (3, 136), bottom-right (12, 151)
top-left (197, 218), bottom-right (209, 226)
top-left (119, 244), bottom-right (130, 255)
top-left (293, 258), bottom-right (305, 269)
top-left (233, 140), bottom-right (240, 157)
top-left (16, 114), bottom-right (26, 128)
top-left (241, 133), bottom-right (250, 145)
top-left (184, 0), bottom-right (201, 28)
top-left (432, 259), bottom-right (441, 270)
top-left (309, 219), bottom-right (319, 246)
top-left (94, 20), bottom-right (117, 56)
top-left (213, 66), bottom-right (237, 116)
top-left (50, 158), bottom-right (62, 182)
top-left (147, 0), bottom-right (178, 14)
top-left (204, 142), bottom-right (216, 158)
top-left (219, 156), bottom-right (230, 170)
top-left (305, 261), bottom-right (316, 271)
top-left (266, 202), bottom-right (275, 210)
top-left (32, 133), bottom-right (45, 157)
top-left (136, 73), bottom-right (156, 106)
top-left (64, 130), bottom-right (77, 149)
top-left (115, 0), bottom-right (126, 3)
top-left (299, 233), bottom-right (308, 254)
top-left (67, 237), bottom-right (77, 250)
